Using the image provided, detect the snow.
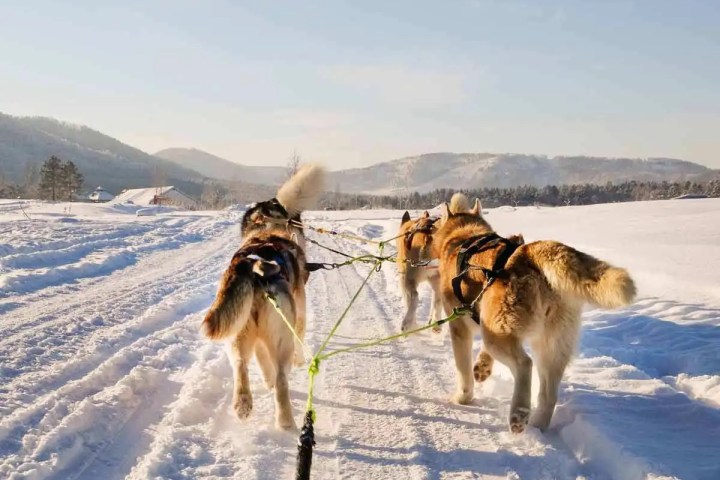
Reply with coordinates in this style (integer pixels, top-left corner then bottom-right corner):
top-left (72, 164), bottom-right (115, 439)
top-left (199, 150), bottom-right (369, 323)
top-left (0, 198), bottom-right (718, 479)
top-left (113, 187), bottom-right (196, 208)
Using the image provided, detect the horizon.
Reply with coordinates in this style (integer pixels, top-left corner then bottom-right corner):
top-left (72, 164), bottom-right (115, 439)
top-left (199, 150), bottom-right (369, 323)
top-left (1, 1), bottom-right (718, 169)
top-left (5, 111), bottom-right (716, 172)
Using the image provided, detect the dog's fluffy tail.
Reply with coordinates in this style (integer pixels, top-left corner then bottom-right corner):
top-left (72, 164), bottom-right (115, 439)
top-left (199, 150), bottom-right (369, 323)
top-left (201, 260), bottom-right (255, 340)
top-left (276, 164), bottom-right (326, 216)
top-left (526, 241), bottom-right (636, 309)
top-left (449, 193), bottom-right (471, 214)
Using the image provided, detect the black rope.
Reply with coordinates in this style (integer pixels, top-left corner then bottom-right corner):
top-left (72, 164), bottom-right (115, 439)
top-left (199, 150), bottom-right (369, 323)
top-left (305, 237), bottom-right (354, 259)
top-left (295, 411), bottom-right (315, 480)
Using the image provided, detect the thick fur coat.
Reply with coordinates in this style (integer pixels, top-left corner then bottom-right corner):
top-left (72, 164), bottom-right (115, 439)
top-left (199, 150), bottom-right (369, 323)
top-left (202, 165), bottom-right (325, 430)
top-left (435, 193), bottom-right (636, 432)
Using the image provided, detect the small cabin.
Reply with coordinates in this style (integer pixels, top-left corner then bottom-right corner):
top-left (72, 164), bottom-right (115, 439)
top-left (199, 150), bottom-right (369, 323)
top-left (88, 186), bottom-right (114, 203)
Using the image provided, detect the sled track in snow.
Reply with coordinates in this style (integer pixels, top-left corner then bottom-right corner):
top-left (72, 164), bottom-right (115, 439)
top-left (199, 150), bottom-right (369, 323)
top-left (1, 205), bottom-right (719, 479)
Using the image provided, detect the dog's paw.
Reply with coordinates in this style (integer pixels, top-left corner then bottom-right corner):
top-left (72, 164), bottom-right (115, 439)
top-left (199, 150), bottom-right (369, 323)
top-left (473, 353), bottom-right (494, 383)
top-left (400, 321), bottom-right (416, 333)
top-left (529, 410), bottom-right (552, 432)
top-left (276, 414), bottom-right (297, 431)
top-left (451, 390), bottom-right (474, 405)
top-left (509, 407), bottom-right (530, 434)
top-left (233, 392), bottom-right (253, 419)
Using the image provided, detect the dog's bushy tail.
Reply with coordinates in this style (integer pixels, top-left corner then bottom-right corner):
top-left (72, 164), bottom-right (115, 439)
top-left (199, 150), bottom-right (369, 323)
top-left (276, 164), bottom-right (326, 216)
top-left (201, 260), bottom-right (255, 340)
top-left (526, 241), bottom-right (636, 309)
top-left (449, 193), bottom-right (471, 214)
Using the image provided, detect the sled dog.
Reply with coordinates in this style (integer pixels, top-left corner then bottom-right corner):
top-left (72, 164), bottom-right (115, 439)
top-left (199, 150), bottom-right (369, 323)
top-left (396, 211), bottom-right (444, 332)
top-left (435, 193), bottom-right (636, 433)
top-left (201, 165), bottom-right (325, 430)
top-left (241, 164), bottom-right (326, 249)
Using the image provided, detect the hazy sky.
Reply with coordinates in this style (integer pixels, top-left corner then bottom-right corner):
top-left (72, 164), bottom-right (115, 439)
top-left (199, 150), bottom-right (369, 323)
top-left (1, 1), bottom-right (718, 168)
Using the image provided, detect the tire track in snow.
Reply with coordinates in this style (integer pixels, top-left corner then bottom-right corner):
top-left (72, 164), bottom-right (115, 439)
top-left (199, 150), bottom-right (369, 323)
top-left (0, 233), bottom-right (235, 418)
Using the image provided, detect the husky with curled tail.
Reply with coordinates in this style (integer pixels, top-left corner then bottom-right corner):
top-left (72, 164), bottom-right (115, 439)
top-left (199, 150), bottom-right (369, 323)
top-left (201, 164), bottom-right (325, 430)
top-left (435, 193), bottom-right (636, 433)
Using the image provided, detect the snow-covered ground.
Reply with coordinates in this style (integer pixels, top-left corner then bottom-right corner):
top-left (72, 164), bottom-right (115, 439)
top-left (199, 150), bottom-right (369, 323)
top-left (0, 199), bottom-right (718, 480)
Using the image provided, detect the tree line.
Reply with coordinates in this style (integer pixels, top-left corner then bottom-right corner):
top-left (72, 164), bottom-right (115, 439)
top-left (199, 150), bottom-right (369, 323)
top-left (3, 154), bottom-right (718, 210)
top-left (318, 179), bottom-right (720, 210)
top-left (1, 156), bottom-right (84, 201)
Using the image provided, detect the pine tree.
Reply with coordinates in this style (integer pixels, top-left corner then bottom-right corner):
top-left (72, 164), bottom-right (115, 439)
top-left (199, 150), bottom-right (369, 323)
top-left (59, 160), bottom-right (83, 200)
top-left (39, 156), bottom-right (63, 201)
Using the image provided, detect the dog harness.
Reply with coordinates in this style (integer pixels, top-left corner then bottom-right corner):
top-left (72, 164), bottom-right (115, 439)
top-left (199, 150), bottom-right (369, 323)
top-left (404, 217), bottom-right (439, 250)
top-left (243, 241), bottom-right (295, 286)
top-left (451, 233), bottom-right (521, 324)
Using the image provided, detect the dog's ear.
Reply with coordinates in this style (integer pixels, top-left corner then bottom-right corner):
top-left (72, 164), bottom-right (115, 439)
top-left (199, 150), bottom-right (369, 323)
top-left (422, 211), bottom-right (430, 218)
top-left (441, 202), bottom-right (452, 219)
top-left (507, 233), bottom-right (525, 245)
top-left (470, 198), bottom-right (483, 217)
top-left (401, 211), bottom-right (411, 224)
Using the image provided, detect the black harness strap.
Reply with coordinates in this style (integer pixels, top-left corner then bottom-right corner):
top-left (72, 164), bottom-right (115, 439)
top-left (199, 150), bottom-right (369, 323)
top-left (404, 218), bottom-right (439, 252)
top-left (451, 233), bottom-right (520, 324)
top-left (245, 242), bottom-right (296, 286)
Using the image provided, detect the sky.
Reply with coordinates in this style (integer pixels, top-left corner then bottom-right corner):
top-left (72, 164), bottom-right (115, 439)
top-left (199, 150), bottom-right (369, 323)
top-left (0, 0), bottom-right (719, 169)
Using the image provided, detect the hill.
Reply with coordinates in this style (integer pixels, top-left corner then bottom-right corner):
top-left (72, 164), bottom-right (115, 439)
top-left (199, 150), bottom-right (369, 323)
top-left (330, 153), bottom-right (713, 194)
top-left (154, 148), bottom-right (287, 186)
top-left (0, 113), bottom-right (205, 196)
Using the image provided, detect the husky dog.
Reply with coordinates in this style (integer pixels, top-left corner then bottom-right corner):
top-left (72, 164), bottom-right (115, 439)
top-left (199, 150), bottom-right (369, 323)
top-left (435, 193), bottom-right (636, 433)
top-left (396, 211), bottom-right (444, 332)
top-left (241, 164), bottom-right (326, 249)
top-left (201, 165), bottom-right (325, 430)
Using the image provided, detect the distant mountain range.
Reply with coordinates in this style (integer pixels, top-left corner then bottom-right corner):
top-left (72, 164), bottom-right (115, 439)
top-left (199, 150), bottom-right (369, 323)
top-left (329, 152), bottom-right (714, 194)
top-left (0, 113), bottom-right (716, 199)
top-left (154, 147), bottom-right (287, 186)
top-left (159, 148), bottom-right (714, 194)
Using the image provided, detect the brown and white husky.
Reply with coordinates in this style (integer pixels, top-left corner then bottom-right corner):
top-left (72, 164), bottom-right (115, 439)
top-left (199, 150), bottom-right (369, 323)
top-left (396, 211), bottom-right (444, 332)
top-left (201, 164), bottom-right (325, 430)
top-left (434, 193), bottom-right (636, 433)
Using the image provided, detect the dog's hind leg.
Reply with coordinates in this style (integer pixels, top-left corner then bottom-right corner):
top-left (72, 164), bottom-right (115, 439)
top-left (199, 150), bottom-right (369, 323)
top-left (483, 328), bottom-right (532, 433)
top-left (428, 274), bottom-right (444, 333)
top-left (400, 272), bottom-right (420, 332)
top-left (449, 318), bottom-right (476, 405)
top-left (228, 335), bottom-right (255, 420)
top-left (530, 314), bottom-right (579, 431)
top-left (255, 341), bottom-right (276, 390)
top-left (273, 336), bottom-right (297, 430)
top-left (293, 286), bottom-right (307, 367)
top-left (473, 349), bottom-right (494, 383)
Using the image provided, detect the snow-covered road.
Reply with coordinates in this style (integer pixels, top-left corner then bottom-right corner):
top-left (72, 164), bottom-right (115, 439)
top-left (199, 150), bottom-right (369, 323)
top-left (1, 199), bottom-right (718, 480)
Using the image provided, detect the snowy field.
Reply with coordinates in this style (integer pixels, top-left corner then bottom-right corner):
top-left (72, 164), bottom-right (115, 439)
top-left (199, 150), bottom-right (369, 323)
top-left (0, 199), bottom-right (719, 480)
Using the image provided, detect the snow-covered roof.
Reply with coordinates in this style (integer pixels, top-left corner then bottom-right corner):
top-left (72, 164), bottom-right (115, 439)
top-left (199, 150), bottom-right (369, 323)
top-left (89, 189), bottom-right (114, 201)
top-left (113, 186), bottom-right (197, 207)
top-left (113, 186), bottom-right (175, 205)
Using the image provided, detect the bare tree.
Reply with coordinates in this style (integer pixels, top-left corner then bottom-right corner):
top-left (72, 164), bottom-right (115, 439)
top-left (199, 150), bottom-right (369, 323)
top-left (153, 166), bottom-right (167, 205)
top-left (286, 150), bottom-right (301, 180)
top-left (23, 163), bottom-right (40, 199)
